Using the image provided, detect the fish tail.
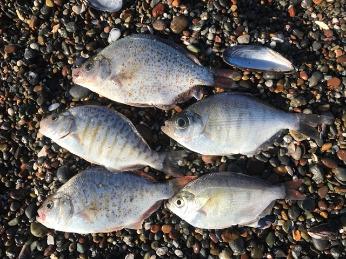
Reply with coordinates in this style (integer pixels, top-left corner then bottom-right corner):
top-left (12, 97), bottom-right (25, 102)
top-left (160, 150), bottom-right (189, 177)
top-left (284, 179), bottom-right (306, 200)
top-left (168, 176), bottom-right (197, 193)
top-left (294, 113), bottom-right (334, 146)
top-left (212, 69), bottom-right (239, 89)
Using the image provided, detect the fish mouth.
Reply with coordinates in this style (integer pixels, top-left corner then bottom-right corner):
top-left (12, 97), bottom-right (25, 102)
top-left (36, 210), bottom-right (46, 223)
top-left (161, 121), bottom-right (171, 136)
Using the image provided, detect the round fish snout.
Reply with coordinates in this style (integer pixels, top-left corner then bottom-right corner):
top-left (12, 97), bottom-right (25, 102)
top-left (72, 68), bottom-right (81, 79)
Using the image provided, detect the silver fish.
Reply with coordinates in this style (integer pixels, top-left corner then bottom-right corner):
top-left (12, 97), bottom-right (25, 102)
top-left (166, 172), bottom-right (305, 229)
top-left (37, 167), bottom-right (195, 233)
top-left (72, 34), bottom-right (236, 109)
top-left (87, 0), bottom-right (122, 12)
top-left (223, 45), bottom-right (294, 72)
top-left (162, 93), bottom-right (333, 156)
top-left (39, 105), bottom-right (185, 176)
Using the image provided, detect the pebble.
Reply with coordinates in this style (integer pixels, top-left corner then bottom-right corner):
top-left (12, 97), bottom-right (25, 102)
top-left (30, 222), bottom-right (48, 238)
top-left (152, 3), bottom-right (165, 17)
top-left (57, 165), bottom-right (72, 183)
top-left (156, 247), bottom-right (168, 256)
top-left (317, 186), bottom-right (329, 198)
top-left (308, 72), bottom-right (323, 87)
top-left (161, 224), bottom-right (172, 234)
top-left (153, 20), bottom-right (167, 31)
top-left (25, 203), bottom-right (36, 219)
top-left (170, 16), bottom-right (189, 34)
top-left (4, 44), bottom-right (16, 54)
top-left (321, 157), bottom-right (338, 169)
top-left (237, 34), bottom-right (250, 44)
top-left (337, 149), bottom-right (346, 161)
top-left (48, 103), bottom-right (60, 111)
top-left (332, 167), bottom-right (346, 182)
top-left (69, 86), bottom-right (90, 99)
top-left (108, 28), bottom-right (121, 44)
top-left (327, 77), bottom-right (341, 90)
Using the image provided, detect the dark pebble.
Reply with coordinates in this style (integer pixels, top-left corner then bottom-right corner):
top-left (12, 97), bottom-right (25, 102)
top-left (170, 16), bottom-right (188, 34)
top-left (57, 165), bottom-right (72, 183)
top-left (312, 238), bottom-right (329, 251)
top-left (25, 203), bottom-right (37, 219)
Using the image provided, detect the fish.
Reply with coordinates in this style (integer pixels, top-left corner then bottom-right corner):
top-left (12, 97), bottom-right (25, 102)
top-left (36, 167), bottom-right (195, 233)
top-left (87, 0), bottom-right (122, 12)
top-left (166, 172), bottom-right (305, 229)
top-left (223, 45), bottom-right (295, 72)
top-left (162, 93), bottom-right (333, 156)
top-left (72, 34), bottom-right (237, 110)
top-left (39, 105), bottom-right (185, 177)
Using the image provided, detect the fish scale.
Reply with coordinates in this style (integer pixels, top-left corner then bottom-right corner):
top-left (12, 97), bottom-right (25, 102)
top-left (39, 105), bottom-right (185, 174)
top-left (37, 167), bottom-right (194, 233)
top-left (72, 34), bottom-right (215, 109)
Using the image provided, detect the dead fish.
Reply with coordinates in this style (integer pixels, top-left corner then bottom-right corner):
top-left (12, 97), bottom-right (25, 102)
top-left (87, 0), bottom-right (122, 12)
top-left (223, 45), bottom-right (294, 72)
top-left (162, 93), bottom-right (333, 156)
top-left (37, 167), bottom-right (195, 233)
top-left (39, 105), bottom-right (185, 176)
top-left (72, 34), bottom-right (236, 110)
top-left (166, 172), bottom-right (305, 229)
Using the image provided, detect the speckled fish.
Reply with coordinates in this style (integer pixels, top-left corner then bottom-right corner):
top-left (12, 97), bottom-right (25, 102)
top-left (166, 172), bottom-right (305, 229)
top-left (72, 34), bottom-right (236, 109)
top-left (37, 167), bottom-right (195, 233)
top-left (87, 0), bottom-right (122, 12)
top-left (223, 45), bottom-right (295, 72)
top-left (162, 93), bottom-right (333, 156)
top-left (39, 105), bottom-right (185, 176)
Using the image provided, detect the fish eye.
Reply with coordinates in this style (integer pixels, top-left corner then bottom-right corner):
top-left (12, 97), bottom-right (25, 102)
top-left (175, 198), bottom-right (184, 208)
top-left (51, 114), bottom-right (58, 121)
top-left (175, 116), bottom-right (189, 129)
top-left (85, 61), bottom-right (94, 71)
top-left (46, 201), bottom-right (54, 210)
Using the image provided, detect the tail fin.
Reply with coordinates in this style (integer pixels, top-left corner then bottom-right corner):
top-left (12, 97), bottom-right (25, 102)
top-left (169, 175), bottom-right (197, 193)
top-left (284, 179), bottom-right (306, 200)
top-left (162, 150), bottom-right (189, 177)
top-left (295, 113), bottom-right (334, 146)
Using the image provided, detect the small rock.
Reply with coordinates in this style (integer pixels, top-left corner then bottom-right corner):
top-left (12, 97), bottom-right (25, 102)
top-left (237, 34), bottom-right (250, 44)
top-left (156, 247), bottom-right (168, 256)
top-left (25, 203), bottom-right (36, 219)
top-left (4, 44), bottom-right (16, 54)
top-left (332, 167), bottom-right (346, 182)
top-left (48, 103), bottom-right (60, 111)
top-left (327, 77), bottom-right (341, 90)
top-left (108, 28), bottom-right (121, 44)
top-left (299, 197), bottom-right (316, 211)
top-left (72, 5), bottom-right (85, 14)
top-left (152, 3), bottom-right (165, 18)
top-left (153, 20), bottom-right (167, 31)
top-left (30, 222), bottom-right (48, 237)
top-left (77, 243), bottom-right (85, 253)
top-left (161, 224), bottom-right (172, 234)
top-left (219, 249), bottom-right (231, 259)
top-left (292, 230), bottom-right (301, 241)
top-left (308, 71), bottom-right (323, 87)
top-left (8, 218), bottom-right (19, 226)
top-left (69, 85), bottom-right (90, 99)
top-left (170, 16), bottom-right (188, 34)
top-left (321, 157), bottom-right (338, 169)
top-left (299, 71), bottom-right (308, 80)
top-left (337, 150), bottom-right (346, 161)
top-left (288, 5), bottom-right (295, 17)
top-left (45, 0), bottom-right (54, 7)
top-left (174, 250), bottom-right (183, 257)
top-left (65, 22), bottom-right (77, 33)
top-left (57, 165), bottom-right (72, 183)
top-left (321, 143), bottom-right (332, 152)
top-left (150, 224), bottom-right (160, 233)
top-left (47, 234), bottom-right (54, 245)
top-left (317, 185), bottom-right (328, 198)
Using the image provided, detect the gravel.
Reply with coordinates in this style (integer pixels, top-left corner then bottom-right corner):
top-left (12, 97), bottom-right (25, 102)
top-left (0, 0), bottom-right (345, 258)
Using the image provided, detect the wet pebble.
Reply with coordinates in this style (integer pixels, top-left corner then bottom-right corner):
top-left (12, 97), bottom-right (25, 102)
top-left (69, 86), bottom-right (90, 99)
top-left (57, 165), bottom-right (72, 183)
top-left (170, 16), bottom-right (189, 34)
top-left (30, 222), bottom-right (48, 238)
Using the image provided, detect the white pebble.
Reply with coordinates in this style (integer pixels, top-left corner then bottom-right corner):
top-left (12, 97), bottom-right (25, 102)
top-left (47, 234), bottom-right (54, 245)
top-left (48, 103), bottom-right (60, 111)
top-left (124, 254), bottom-right (134, 259)
top-left (7, 108), bottom-right (14, 116)
top-left (108, 28), bottom-right (121, 44)
top-left (156, 247), bottom-right (168, 256)
top-left (174, 249), bottom-right (183, 257)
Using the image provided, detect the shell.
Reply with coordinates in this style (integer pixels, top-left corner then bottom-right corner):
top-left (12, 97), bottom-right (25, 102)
top-left (87, 0), bottom-right (122, 12)
top-left (223, 45), bottom-right (294, 72)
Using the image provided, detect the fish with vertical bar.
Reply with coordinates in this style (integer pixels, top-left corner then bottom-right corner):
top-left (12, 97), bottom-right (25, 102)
top-left (36, 167), bottom-right (195, 233)
top-left (166, 172), bottom-right (305, 229)
top-left (72, 34), bottom-right (238, 109)
top-left (39, 105), bottom-right (185, 176)
top-left (162, 92), bottom-right (333, 156)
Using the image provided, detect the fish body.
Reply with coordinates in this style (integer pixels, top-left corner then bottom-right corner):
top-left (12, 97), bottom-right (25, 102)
top-left (162, 93), bottom-right (333, 155)
top-left (37, 167), bottom-right (193, 233)
top-left (223, 45), bottom-right (294, 72)
top-left (72, 34), bottom-right (215, 109)
top-left (87, 0), bottom-right (122, 12)
top-left (166, 172), bottom-right (304, 229)
top-left (39, 105), bottom-right (182, 176)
